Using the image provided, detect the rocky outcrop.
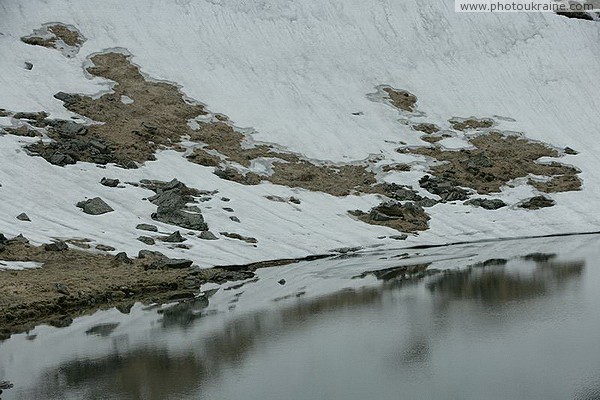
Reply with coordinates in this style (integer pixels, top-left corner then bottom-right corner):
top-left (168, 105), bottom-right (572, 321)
top-left (147, 179), bottom-right (208, 231)
top-left (76, 197), bottom-right (114, 215)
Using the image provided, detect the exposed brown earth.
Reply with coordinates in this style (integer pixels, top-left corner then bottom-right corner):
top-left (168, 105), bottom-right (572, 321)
top-left (0, 236), bottom-right (264, 338)
top-left (412, 123), bottom-right (440, 134)
top-left (21, 24), bottom-right (85, 56)
top-left (383, 87), bottom-right (418, 112)
top-left (449, 117), bottom-right (494, 131)
top-left (411, 131), bottom-right (581, 195)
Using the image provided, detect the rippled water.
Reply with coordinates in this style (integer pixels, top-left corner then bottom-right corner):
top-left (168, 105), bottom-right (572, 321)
top-left (2, 234), bottom-right (600, 400)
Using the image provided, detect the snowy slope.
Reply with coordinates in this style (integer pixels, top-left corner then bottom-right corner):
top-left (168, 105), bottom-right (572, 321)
top-left (0, 0), bottom-right (599, 266)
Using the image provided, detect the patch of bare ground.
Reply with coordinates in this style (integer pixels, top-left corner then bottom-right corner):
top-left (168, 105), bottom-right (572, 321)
top-left (0, 235), bottom-right (263, 338)
top-left (412, 123), bottom-right (440, 134)
top-left (21, 23), bottom-right (85, 57)
top-left (410, 131), bottom-right (581, 195)
top-left (382, 87), bottom-right (418, 112)
top-left (449, 117), bottom-right (494, 131)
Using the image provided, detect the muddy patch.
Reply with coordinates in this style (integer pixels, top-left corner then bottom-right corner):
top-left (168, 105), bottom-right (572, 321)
top-left (21, 23), bottom-right (85, 57)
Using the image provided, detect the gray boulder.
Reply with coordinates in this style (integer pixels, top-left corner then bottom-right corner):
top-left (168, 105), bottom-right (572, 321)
top-left (17, 212), bottom-right (31, 221)
top-left (77, 197), bottom-right (114, 215)
top-left (100, 177), bottom-right (120, 187)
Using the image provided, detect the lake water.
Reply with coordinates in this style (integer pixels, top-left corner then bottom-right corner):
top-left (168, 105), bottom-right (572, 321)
top-left (1, 234), bottom-right (600, 400)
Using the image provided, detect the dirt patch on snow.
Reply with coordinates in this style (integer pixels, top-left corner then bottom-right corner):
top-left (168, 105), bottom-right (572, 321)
top-left (410, 131), bottom-right (581, 195)
top-left (383, 87), bottom-right (418, 112)
top-left (21, 23), bottom-right (85, 57)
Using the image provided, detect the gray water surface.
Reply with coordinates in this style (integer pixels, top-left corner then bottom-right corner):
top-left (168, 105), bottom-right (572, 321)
top-left (1, 235), bottom-right (600, 400)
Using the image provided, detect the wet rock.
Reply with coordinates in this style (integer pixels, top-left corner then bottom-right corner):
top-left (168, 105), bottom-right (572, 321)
top-left (100, 177), bottom-right (120, 187)
top-left (114, 252), bottom-right (132, 264)
top-left (95, 244), bottom-right (115, 251)
top-left (200, 231), bottom-right (218, 240)
top-left (76, 197), bottom-right (113, 215)
top-left (44, 240), bottom-right (68, 252)
top-left (162, 231), bottom-right (186, 243)
top-left (55, 282), bottom-right (70, 295)
top-left (137, 236), bottom-right (155, 245)
top-left (136, 223), bottom-right (158, 232)
top-left (419, 175), bottom-right (470, 202)
top-left (16, 212), bottom-right (31, 221)
top-left (465, 198), bottom-right (507, 210)
top-left (520, 196), bottom-right (555, 210)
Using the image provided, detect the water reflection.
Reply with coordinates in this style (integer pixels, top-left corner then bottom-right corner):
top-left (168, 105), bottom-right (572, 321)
top-left (3, 249), bottom-right (592, 400)
top-left (427, 254), bottom-right (584, 303)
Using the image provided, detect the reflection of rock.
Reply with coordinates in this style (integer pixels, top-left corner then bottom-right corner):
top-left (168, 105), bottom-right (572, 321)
top-left (85, 323), bottom-right (119, 337)
top-left (427, 257), bottom-right (584, 303)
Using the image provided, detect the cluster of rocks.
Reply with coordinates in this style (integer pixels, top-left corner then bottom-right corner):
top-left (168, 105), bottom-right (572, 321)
top-left (465, 198), bottom-right (506, 210)
top-left (382, 183), bottom-right (438, 207)
top-left (520, 195), bottom-right (555, 210)
top-left (145, 179), bottom-right (208, 231)
top-left (419, 175), bottom-right (470, 202)
top-left (350, 200), bottom-right (430, 232)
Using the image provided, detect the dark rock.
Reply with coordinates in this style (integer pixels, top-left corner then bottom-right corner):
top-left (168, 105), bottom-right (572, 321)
top-left (419, 175), bottom-right (470, 202)
top-left (100, 177), bottom-right (120, 187)
top-left (520, 195), bottom-right (555, 210)
top-left (13, 111), bottom-right (47, 121)
top-left (16, 212), bottom-right (31, 221)
top-left (49, 120), bottom-right (87, 137)
top-left (0, 381), bottom-right (14, 390)
top-left (415, 198), bottom-right (438, 208)
top-left (229, 216), bottom-right (241, 223)
top-left (221, 197), bottom-right (230, 202)
top-left (223, 207), bottom-right (234, 212)
top-left (564, 147), bottom-right (579, 155)
top-left (278, 279), bottom-right (286, 285)
top-left (200, 231), bottom-right (218, 240)
top-left (220, 232), bottom-right (258, 243)
top-left (138, 249), bottom-right (165, 259)
top-left (148, 179), bottom-right (209, 231)
top-left (24, 61), bottom-right (33, 70)
top-left (289, 196), bottom-right (301, 204)
top-left (76, 197), bottom-right (113, 215)
top-left (0, 234), bottom-right (7, 244)
top-left (390, 234), bottom-right (408, 240)
top-left (163, 231), bottom-right (186, 243)
top-left (136, 223), bottom-right (158, 232)
top-left (114, 252), bottom-right (132, 264)
top-left (55, 282), bottom-right (70, 295)
top-left (148, 258), bottom-right (193, 270)
top-left (44, 240), bottom-right (68, 251)
top-left (137, 236), bottom-right (155, 245)
top-left (465, 198), bottom-right (507, 210)
top-left (8, 234), bottom-right (29, 244)
top-left (49, 152), bottom-right (75, 166)
top-left (54, 91), bottom-right (79, 105)
top-left (383, 183), bottom-right (422, 201)
top-left (96, 244), bottom-right (115, 251)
